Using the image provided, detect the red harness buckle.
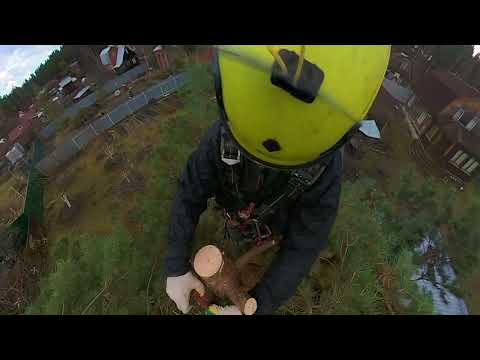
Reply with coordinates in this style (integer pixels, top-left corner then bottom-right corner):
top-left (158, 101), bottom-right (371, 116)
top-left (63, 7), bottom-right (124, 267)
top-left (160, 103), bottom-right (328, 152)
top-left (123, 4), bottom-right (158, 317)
top-left (238, 202), bottom-right (255, 220)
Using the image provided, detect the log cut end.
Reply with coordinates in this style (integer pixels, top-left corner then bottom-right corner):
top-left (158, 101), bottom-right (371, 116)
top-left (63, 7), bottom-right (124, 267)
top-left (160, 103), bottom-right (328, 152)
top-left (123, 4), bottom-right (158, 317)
top-left (193, 245), bottom-right (224, 278)
top-left (243, 298), bottom-right (257, 315)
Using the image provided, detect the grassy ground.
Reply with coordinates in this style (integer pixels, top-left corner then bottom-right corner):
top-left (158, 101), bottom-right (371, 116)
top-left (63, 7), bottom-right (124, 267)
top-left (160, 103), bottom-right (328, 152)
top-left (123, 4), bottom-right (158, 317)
top-left (0, 171), bottom-right (27, 225)
top-left (44, 95), bottom-right (183, 246)
top-left (16, 63), bottom-right (479, 315)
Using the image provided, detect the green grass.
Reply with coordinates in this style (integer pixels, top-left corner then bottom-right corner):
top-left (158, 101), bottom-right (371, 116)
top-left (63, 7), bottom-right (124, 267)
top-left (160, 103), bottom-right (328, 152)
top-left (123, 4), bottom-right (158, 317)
top-left (25, 63), bottom-right (480, 315)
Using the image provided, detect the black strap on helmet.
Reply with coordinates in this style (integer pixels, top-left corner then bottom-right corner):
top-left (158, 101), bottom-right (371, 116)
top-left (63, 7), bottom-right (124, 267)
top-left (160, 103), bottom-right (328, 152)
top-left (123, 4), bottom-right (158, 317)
top-left (270, 49), bottom-right (325, 104)
top-left (214, 47), bottom-right (359, 170)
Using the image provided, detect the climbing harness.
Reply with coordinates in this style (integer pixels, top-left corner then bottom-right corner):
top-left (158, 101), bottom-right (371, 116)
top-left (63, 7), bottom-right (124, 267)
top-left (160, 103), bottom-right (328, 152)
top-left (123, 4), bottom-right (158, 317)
top-left (220, 131), bottom-right (326, 247)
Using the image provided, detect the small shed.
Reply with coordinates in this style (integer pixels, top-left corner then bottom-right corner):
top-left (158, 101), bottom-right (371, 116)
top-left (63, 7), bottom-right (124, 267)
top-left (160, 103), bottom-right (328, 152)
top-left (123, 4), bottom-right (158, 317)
top-left (5, 143), bottom-right (25, 166)
top-left (58, 76), bottom-right (79, 95)
top-left (73, 86), bottom-right (93, 103)
top-left (100, 45), bottom-right (139, 74)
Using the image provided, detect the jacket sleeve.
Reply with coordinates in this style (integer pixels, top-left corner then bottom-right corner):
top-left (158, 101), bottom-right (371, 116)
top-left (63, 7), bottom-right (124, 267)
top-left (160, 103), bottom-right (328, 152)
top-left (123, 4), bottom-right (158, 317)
top-left (165, 121), bottom-right (221, 277)
top-left (251, 150), bottom-right (343, 314)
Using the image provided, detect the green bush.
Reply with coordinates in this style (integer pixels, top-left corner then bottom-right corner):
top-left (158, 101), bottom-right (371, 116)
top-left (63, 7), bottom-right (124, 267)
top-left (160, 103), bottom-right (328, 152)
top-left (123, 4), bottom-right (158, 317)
top-left (279, 178), bottom-right (434, 315)
top-left (26, 229), bottom-right (153, 315)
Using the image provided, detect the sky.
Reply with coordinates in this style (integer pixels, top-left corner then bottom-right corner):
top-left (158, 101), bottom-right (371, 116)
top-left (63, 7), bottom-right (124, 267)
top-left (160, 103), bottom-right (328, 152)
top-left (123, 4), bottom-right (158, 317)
top-left (0, 45), bottom-right (61, 97)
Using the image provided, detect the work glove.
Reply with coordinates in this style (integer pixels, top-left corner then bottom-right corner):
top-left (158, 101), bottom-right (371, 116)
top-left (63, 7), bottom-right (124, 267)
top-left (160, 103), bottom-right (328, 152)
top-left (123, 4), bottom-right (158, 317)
top-left (208, 305), bottom-right (242, 315)
top-left (166, 271), bottom-right (205, 314)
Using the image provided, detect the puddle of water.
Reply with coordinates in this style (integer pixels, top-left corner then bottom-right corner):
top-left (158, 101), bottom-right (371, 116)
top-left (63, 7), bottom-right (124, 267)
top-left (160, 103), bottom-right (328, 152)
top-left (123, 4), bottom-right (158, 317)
top-left (413, 231), bottom-right (469, 315)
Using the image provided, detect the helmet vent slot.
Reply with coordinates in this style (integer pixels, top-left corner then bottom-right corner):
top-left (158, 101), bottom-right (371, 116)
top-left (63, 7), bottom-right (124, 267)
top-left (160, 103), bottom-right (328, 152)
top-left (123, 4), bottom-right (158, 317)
top-left (262, 139), bottom-right (282, 152)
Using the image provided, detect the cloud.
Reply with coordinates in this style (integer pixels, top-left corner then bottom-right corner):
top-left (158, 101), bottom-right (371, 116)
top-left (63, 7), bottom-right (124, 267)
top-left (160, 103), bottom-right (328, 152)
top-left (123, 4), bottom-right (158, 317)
top-left (0, 45), bottom-right (61, 96)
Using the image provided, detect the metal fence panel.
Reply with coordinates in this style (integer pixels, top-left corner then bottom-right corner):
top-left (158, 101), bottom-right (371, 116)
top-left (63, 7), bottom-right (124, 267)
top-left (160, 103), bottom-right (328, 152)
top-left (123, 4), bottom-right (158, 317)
top-left (103, 64), bottom-right (147, 94)
top-left (39, 122), bottom-right (60, 140)
top-left (75, 93), bottom-right (98, 110)
top-left (92, 116), bottom-right (114, 133)
top-left (174, 73), bottom-right (188, 87)
top-left (61, 93), bottom-right (98, 121)
top-left (103, 79), bottom-right (121, 95)
top-left (35, 71), bottom-right (187, 175)
top-left (36, 156), bottom-right (56, 175)
top-left (128, 94), bottom-right (148, 113)
top-left (145, 84), bottom-right (165, 101)
top-left (62, 106), bottom-right (77, 120)
top-left (73, 126), bottom-right (97, 149)
top-left (163, 77), bottom-right (177, 93)
top-left (109, 104), bottom-right (131, 124)
top-left (53, 141), bottom-right (78, 163)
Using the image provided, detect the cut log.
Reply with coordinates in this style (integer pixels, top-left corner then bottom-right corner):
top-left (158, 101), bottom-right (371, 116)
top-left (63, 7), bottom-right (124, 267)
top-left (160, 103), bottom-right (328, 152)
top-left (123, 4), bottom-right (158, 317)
top-left (235, 239), bottom-right (277, 270)
top-left (193, 245), bottom-right (223, 278)
top-left (193, 245), bottom-right (257, 315)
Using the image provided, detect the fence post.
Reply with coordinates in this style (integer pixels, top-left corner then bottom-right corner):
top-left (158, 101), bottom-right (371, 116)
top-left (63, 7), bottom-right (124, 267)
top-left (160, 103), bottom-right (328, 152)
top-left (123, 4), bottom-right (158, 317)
top-left (71, 136), bottom-right (82, 150)
top-left (126, 102), bottom-right (133, 115)
top-left (89, 123), bottom-right (98, 135)
top-left (53, 152), bottom-right (62, 167)
top-left (173, 75), bottom-right (178, 89)
top-left (107, 113), bottom-right (115, 126)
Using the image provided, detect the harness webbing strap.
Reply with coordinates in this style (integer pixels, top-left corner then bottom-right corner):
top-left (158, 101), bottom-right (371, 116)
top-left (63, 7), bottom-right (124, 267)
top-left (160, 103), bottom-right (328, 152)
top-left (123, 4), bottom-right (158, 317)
top-left (220, 129), bottom-right (327, 223)
top-left (253, 163), bottom-right (326, 222)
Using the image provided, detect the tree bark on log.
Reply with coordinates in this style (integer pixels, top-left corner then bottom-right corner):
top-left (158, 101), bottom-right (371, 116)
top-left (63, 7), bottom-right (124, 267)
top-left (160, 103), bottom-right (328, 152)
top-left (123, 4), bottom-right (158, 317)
top-left (192, 240), bottom-right (277, 315)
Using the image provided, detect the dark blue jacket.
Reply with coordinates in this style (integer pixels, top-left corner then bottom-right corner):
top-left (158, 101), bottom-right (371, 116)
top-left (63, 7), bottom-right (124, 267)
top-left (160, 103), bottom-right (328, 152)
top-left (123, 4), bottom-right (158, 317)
top-left (166, 120), bottom-right (343, 314)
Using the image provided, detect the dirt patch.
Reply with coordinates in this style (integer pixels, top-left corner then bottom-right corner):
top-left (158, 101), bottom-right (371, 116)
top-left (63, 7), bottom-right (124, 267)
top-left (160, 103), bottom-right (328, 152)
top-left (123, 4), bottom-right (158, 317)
top-left (135, 145), bottom-right (154, 163)
top-left (104, 152), bottom-right (127, 172)
top-left (115, 171), bottom-right (145, 195)
top-left (0, 233), bottom-right (48, 314)
top-left (96, 151), bottom-right (106, 162)
top-left (58, 195), bottom-right (84, 224)
top-left (54, 171), bottom-right (77, 190)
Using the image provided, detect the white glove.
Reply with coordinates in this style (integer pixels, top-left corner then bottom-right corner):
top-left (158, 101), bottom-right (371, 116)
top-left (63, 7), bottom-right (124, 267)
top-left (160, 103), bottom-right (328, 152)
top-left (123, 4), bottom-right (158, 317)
top-left (166, 271), bottom-right (205, 314)
top-left (209, 305), bottom-right (242, 315)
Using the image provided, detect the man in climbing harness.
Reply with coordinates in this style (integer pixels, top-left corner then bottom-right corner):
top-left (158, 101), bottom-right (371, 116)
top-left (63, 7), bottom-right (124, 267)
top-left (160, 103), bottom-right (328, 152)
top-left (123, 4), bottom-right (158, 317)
top-left (165, 45), bottom-right (390, 315)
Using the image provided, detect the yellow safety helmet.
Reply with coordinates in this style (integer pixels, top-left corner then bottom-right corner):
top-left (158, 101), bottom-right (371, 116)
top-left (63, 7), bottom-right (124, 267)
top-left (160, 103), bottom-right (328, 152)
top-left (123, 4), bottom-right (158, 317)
top-left (214, 45), bottom-right (390, 169)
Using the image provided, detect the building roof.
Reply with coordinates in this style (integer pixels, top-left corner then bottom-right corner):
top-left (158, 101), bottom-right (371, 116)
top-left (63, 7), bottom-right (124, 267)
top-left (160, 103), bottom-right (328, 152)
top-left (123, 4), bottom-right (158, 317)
top-left (18, 107), bottom-right (37, 122)
top-left (5, 143), bottom-right (25, 165)
top-left (100, 46), bottom-right (111, 65)
top-left (413, 69), bottom-right (480, 115)
top-left (47, 78), bottom-right (60, 91)
top-left (73, 86), bottom-right (91, 100)
top-left (438, 117), bottom-right (480, 158)
top-left (59, 76), bottom-right (77, 88)
top-left (114, 46), bottom-right (125, 69)
top-left (8, 122), bottom-right (31, 143)
top-left (433, 70), bottom-right (480, 98)
top-left (100, 45), bottom-right (127, 69)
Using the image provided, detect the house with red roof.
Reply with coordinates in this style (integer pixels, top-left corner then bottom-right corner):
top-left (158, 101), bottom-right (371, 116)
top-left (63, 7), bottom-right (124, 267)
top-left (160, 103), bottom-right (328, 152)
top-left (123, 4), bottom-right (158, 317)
top-left (6, 106), bottom-right (42, 148)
